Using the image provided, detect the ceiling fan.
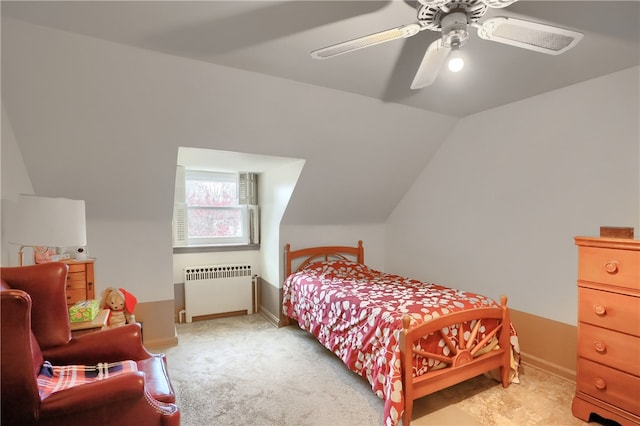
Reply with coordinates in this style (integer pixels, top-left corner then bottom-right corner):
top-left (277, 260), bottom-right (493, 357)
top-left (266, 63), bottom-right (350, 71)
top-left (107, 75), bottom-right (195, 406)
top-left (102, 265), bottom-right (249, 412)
top-left (310, 0), bottom-right (583, 89)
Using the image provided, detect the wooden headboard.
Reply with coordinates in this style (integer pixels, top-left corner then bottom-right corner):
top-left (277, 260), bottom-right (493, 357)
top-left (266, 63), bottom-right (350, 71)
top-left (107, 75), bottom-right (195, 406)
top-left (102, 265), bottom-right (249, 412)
top-left (284, 241), bottom-right (364, 277)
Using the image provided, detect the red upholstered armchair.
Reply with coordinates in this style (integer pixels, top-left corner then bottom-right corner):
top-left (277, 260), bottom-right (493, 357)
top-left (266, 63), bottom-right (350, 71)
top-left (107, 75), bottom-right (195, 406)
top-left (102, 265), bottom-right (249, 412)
top-left (1, 263), bottom-right (180, 426)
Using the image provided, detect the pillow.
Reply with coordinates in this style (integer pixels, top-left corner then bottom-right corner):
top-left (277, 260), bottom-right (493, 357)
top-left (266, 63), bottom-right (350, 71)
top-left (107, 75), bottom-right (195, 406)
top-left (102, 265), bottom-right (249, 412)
top-left (302, 260), bottom-right (377, 280)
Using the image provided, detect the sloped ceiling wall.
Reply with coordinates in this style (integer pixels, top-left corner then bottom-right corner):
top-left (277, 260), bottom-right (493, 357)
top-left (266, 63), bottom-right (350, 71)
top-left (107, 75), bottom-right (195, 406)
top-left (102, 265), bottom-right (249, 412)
top-left (1, 17), bottom-right (458, 226)
top-left (386, 67), bottom-right (640, 325)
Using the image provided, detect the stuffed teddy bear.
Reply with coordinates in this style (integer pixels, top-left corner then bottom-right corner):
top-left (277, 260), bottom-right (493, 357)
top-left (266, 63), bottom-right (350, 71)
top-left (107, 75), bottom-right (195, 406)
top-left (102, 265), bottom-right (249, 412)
top-left (99, 287), bottom-right (137, 328)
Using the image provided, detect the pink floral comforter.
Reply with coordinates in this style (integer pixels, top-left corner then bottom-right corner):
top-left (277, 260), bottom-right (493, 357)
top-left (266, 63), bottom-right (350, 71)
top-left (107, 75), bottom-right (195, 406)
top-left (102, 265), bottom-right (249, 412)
top-left (282, 260), bottom-right (519, 426)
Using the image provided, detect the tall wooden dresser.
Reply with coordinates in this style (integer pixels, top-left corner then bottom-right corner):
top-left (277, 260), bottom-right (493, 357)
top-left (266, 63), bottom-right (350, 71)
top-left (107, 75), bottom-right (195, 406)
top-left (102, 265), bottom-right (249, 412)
top-left (61, 259), bottom-right (95, 307)
top-left (572, 237), bottom-right (640, 425)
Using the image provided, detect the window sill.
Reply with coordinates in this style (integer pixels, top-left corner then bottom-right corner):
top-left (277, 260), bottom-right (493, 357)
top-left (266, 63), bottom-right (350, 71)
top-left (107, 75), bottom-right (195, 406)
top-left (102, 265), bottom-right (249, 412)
top-left (173, 244), bottom-right (260, 254)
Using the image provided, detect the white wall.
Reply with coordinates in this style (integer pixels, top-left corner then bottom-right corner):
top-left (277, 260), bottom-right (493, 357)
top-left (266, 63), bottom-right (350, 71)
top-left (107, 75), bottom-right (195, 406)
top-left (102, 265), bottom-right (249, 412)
top-left (259, 160), bottom-right (305, 286)
top-left (386, 67), bottom-right (640, 325)
top-left (2, 17), bottom-right (455, 228)
top-left (1, 102), bottom-right (35, 266)
top-left (2, 17), bottom-right (452, 303)
top-left (89, 219), bottom-right (174, 301)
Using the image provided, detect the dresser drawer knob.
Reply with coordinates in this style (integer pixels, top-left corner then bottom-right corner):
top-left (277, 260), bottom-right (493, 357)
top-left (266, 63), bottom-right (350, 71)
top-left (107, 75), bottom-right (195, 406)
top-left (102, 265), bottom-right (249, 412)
top-left (593, 341), bottom-right (607, 353)
top-left (594, 377), bottom-right (607, 390)
top-left (604, 261), bottom-right (619, 274)
top-left (593, 304), bottom-right (607, 316)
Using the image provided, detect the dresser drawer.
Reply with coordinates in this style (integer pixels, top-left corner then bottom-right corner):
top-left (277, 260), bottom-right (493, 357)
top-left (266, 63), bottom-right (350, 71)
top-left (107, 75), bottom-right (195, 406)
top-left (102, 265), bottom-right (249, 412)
top-left (578, 246), bottom-right (640, 291)
top-left (67, 263), bottom-right (87, 273)
top-left (578, 287), bottom-right (640, 337)
top-left (66, 288), bottom-right (87, 305)
top-left (67, 272), bottom-right (87, 287)
top-left (577, 358), bottom-right (640, 416)
top-left (578, 323), bottom-right (640, 375)
top-left (67, 268), bottom-right (86, 277)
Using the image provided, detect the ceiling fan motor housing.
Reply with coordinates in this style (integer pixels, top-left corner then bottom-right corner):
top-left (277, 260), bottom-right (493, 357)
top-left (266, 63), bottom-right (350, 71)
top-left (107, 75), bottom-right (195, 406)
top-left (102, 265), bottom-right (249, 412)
top-left (441, 11), bottom-right (470, 48)
top-left (417, 0), bottom-right (487, 31)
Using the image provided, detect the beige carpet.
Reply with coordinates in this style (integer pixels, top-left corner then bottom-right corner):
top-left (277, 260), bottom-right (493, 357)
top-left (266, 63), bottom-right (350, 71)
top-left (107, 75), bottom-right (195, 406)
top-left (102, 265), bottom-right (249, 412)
top-left (150, 314), bottom-right (587, 426)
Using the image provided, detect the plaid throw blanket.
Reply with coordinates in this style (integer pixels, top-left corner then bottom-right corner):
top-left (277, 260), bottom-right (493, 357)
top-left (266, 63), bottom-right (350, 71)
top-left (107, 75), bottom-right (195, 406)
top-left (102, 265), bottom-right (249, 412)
top-left (37, 360), bottom-right (138, 399)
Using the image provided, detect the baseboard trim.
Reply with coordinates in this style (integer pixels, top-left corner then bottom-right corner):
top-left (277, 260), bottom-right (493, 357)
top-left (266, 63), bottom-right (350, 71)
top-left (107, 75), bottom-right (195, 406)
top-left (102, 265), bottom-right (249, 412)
top-left (145, 335), bottom-right (179, 349)
top-left (258, 305), bottom-right (280, 328)
top-left (509, 309), bottom-right (576, 380)
top-left (520, 351), bottom-right (576, 382)
top-left (192, 310), bottom-right (247, 321)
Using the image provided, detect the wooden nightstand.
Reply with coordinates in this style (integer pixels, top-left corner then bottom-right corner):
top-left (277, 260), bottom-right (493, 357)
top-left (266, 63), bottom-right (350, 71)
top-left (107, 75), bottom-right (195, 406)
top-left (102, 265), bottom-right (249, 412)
top-left (61, 259), bottom-right (95, 307)
top-left (70, 309), bottom-right (109, 336)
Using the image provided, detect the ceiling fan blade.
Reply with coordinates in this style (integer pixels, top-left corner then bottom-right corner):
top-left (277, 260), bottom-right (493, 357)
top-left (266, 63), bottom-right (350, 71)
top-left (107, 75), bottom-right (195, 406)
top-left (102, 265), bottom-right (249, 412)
top-left (476, 16), bottom-right (583, 55)
top-left (483, 0), bottom-right (518, 8)
top-left (311, 23), bottom-right (422, 59)
top-left (410, 38), bottom-right (450, 90)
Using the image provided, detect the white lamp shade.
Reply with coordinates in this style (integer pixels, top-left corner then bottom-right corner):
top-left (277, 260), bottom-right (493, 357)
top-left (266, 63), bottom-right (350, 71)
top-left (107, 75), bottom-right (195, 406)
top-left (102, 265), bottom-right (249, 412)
top-left (8, 195), bottom-right (87, 248)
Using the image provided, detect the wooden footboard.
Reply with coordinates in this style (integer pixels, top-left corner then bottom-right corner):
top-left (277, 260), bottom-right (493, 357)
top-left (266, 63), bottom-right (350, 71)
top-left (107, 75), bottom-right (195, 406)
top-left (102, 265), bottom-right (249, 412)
top-left (399, 296), bottom-right (512, 425)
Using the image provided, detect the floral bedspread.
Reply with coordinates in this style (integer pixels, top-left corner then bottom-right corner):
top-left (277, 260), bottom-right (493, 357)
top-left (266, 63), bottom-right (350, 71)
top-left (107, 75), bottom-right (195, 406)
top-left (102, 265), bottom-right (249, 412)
top-left (282, 260), bottom-right (519, 426)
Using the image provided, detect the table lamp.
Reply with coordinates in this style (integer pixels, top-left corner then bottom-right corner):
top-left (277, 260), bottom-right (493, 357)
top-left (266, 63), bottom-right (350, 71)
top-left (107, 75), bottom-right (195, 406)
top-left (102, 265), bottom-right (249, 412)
top-left (8, 195), bottom-right (87, 266)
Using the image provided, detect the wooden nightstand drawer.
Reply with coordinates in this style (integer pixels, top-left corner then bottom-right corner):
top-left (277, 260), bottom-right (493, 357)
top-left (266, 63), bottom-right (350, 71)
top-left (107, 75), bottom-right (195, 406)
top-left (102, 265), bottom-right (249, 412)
top-left (67, 263), bottom-right (87, 273)
top-left (578, 323), bottom-right (640, 375)
top-left (66, 279), bottom-right (87, 290)
top-left (66, 288), bottom-right (87, 305)
top-left (578, 246), bottom-right (640, 291)
top-left (67, 270), bottom-right (87, 282)
top-left (576, 358), bottom-right (640, 416)
top-left (578, 287), bottom-right (640, 337)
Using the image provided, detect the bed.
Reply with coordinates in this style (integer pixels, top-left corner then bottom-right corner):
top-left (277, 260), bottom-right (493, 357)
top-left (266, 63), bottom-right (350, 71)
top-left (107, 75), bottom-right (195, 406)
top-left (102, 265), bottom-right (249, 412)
top-left (282, 241), bottom-right (519, 426)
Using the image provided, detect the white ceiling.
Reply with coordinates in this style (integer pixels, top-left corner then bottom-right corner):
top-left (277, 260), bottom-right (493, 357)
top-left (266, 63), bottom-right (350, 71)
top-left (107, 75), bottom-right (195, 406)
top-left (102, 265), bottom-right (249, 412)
top-left (2, 0), bottom-right (638, 118)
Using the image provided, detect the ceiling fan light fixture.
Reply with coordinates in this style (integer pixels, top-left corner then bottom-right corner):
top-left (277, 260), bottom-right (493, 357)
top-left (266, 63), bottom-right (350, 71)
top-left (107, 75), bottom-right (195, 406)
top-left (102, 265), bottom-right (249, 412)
top-left (447, 47), bottom-right (464, 72)
top-left (440, 12), bottom-right (468, 73)
top-left (440, 11), bottom-right (469, 48)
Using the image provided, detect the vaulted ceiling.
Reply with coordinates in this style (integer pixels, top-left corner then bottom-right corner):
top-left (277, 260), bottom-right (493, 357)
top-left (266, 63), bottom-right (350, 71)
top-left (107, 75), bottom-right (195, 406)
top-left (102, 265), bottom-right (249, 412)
top-left (2, 1), bottom-right (639, 226)
top-left (2, 1), bottom-right (639, 117)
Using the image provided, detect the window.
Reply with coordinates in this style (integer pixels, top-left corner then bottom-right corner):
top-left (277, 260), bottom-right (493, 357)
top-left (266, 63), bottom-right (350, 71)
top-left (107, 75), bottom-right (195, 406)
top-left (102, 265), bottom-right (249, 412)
top-left (173, 168), bottom-right (259, 247)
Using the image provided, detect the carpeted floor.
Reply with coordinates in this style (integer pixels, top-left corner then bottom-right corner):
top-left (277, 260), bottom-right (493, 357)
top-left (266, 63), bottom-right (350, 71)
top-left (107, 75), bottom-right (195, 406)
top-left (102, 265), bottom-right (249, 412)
top-left (150, 314), bottom-right (588, 426)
